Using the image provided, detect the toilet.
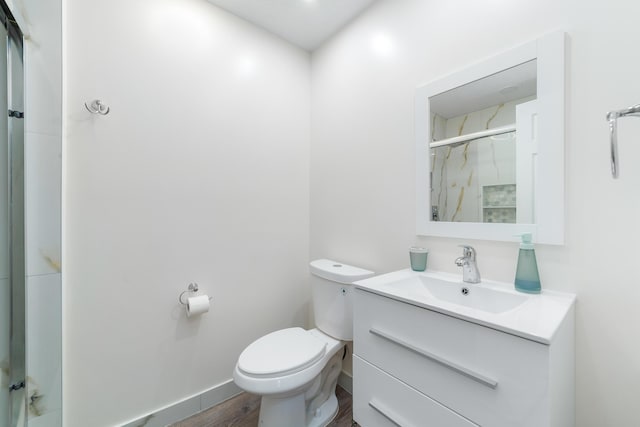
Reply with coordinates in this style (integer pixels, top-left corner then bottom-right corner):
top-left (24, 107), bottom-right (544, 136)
top-left (233, 259), bottom-right (374, 427)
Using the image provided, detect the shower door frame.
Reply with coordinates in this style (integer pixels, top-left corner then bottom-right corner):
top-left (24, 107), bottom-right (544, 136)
top-left (1, 1), bottom-right (25, 426)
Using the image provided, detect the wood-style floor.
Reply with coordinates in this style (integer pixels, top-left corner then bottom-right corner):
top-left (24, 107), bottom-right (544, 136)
top-left (171, 386), bottom-right (357, 427)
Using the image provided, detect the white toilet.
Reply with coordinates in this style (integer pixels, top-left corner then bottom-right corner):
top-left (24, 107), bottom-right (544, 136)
top-left (233, 259), bottom-right (374, 427)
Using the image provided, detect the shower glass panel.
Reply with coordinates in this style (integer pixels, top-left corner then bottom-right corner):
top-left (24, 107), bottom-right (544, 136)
top-left (0, 13), bottom-right (9, 427)
top-left (0, 3), bottom-right (25, 426)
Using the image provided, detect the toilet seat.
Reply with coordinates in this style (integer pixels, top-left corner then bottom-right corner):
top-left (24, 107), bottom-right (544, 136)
top-left (237, 327), bottom-right (327, 378)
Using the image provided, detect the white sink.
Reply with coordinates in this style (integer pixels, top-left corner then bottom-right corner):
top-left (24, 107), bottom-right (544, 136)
top-left (354, 269), bottom-right (576, 344)
top-left (388, 275), bottom-right (528, 314)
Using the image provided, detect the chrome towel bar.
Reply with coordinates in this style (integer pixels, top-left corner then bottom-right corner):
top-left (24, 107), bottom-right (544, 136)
top-left (606, 103), bottom-right (640, 178)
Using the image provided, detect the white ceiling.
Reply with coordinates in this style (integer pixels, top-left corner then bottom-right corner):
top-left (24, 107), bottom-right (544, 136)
top-left (207, 0), bottom-right (378, 51)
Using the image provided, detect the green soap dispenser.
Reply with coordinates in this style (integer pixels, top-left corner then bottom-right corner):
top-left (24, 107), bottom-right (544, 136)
top-left (514, 233), bottom-right (541, 294)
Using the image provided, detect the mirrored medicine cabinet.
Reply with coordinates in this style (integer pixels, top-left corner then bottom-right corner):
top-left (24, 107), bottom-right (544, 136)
top-left (415, 32), bottom-right (566, 244)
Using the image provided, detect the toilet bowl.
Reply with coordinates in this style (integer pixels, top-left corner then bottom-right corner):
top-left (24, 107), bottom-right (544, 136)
top-left (234, 328), bottom-right (343, 427)
top-left (233, 259), bottom-right (374, 427)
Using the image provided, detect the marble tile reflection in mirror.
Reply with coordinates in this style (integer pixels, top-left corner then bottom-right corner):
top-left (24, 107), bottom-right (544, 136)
top-left (429, 73), bottom-right (536, 224)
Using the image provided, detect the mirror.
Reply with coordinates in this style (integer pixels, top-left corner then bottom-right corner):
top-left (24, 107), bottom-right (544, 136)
top-left (415, 32), bottom-right (566, 244)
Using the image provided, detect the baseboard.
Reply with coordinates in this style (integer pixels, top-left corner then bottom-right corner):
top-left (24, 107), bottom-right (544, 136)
top-left (338, 370), bottom-right (353, 395)
top-left (120, 372), bottom-right (352, 426)
top-left (120, 379), bottom-right (242, 427)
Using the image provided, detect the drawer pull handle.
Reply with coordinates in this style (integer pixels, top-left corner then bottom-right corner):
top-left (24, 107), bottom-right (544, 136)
top-left (369, 400), bottom-right (407, 427)
top-left (369, 328), bottom-right (498, 389)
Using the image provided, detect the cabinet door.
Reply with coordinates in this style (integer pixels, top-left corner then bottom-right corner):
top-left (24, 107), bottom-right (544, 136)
top-left (353, 356), bottom-right (478, 427)
top-left (354, 289), bottom-right (550, 427)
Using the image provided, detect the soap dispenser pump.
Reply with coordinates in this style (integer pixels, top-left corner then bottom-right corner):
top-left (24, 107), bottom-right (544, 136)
top-left (514, 233), bottom-right (541, 294)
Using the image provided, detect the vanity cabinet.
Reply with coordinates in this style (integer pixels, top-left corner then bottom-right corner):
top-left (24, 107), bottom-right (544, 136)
top-left (352, 288), bottom-right (575, 427)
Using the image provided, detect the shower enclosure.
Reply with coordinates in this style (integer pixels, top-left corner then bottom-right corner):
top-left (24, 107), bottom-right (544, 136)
top-left (0, 2), bottom-right (24, 426)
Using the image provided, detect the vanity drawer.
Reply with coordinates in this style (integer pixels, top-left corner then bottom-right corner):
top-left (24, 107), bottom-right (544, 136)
top-left (354, 288), bottom-right (550, 427)
top-left (353, 355), bottom-right (477, 427)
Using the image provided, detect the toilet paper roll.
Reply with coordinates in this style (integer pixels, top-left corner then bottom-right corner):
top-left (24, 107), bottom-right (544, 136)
top-left (186, 295), bottom-right (210, 317)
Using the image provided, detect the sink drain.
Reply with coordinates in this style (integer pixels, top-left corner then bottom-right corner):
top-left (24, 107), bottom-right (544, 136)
top-left (461, 287), bottom-right (469, 295)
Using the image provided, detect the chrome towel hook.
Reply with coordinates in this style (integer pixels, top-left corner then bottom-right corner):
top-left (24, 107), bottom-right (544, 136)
top-left (84, 99), bottom-right (110, 115)
top-left (606, 103), bottom-right (640, 178)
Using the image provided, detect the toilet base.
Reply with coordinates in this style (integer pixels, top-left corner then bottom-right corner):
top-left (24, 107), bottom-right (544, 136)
top-left (259, 394), bottom-right (306, 426)
top-left (308, 393), bottom-right (338, 427)
top-left (256, 346), bottom-right (343, 427)
top-left (258, 392), bottom-right (338, 427)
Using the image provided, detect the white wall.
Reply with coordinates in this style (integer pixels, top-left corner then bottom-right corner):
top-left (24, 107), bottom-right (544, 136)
top-left (311, 0), bottom-right (640, 425)
top-left (64, 0), bottom-right (310, 425)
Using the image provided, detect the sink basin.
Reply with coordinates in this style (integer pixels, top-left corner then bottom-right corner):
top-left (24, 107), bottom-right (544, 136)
top-left (354, 269), bottom-right (576, 344)
top-left (388, 275), bottom-right (528, 314)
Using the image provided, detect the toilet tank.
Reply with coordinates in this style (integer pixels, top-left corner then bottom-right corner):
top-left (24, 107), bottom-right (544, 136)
top-left (310, 259), bottom-right (374, 340)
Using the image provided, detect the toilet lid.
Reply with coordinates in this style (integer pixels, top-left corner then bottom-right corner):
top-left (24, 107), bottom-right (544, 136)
top-left (238, 328), bottom-right (327, 377)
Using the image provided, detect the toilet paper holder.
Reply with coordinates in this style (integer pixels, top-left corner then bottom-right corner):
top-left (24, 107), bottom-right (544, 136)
top-left (178, 282), bottom-right (212, 305)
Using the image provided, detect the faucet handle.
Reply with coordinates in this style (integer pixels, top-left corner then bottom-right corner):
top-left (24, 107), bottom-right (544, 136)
top-left (458, 245), bottom-right (476, 259)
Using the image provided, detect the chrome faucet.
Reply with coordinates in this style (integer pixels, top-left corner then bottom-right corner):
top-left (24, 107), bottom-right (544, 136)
top-left (455, 245), bottom-right (481, 284)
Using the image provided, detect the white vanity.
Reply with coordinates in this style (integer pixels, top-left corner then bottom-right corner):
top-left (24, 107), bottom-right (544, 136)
top-left (352, 270), bottom-right (575, 427)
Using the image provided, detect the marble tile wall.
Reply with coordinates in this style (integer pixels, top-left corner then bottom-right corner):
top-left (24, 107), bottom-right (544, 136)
top-left (430, 98), bottom-right (527, 222)
top-left (26, 274), bottom-right (61, 420)
top-left (0, 278), bottom-right (8, 422)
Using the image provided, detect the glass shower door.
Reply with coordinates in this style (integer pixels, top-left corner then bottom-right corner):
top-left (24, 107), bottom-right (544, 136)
top-left (0, 11), bottom-right (10, 426)
top-left (8, 19), bottom-right (24, 427)
top-left (1, 3), bottom-right (25, 426)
